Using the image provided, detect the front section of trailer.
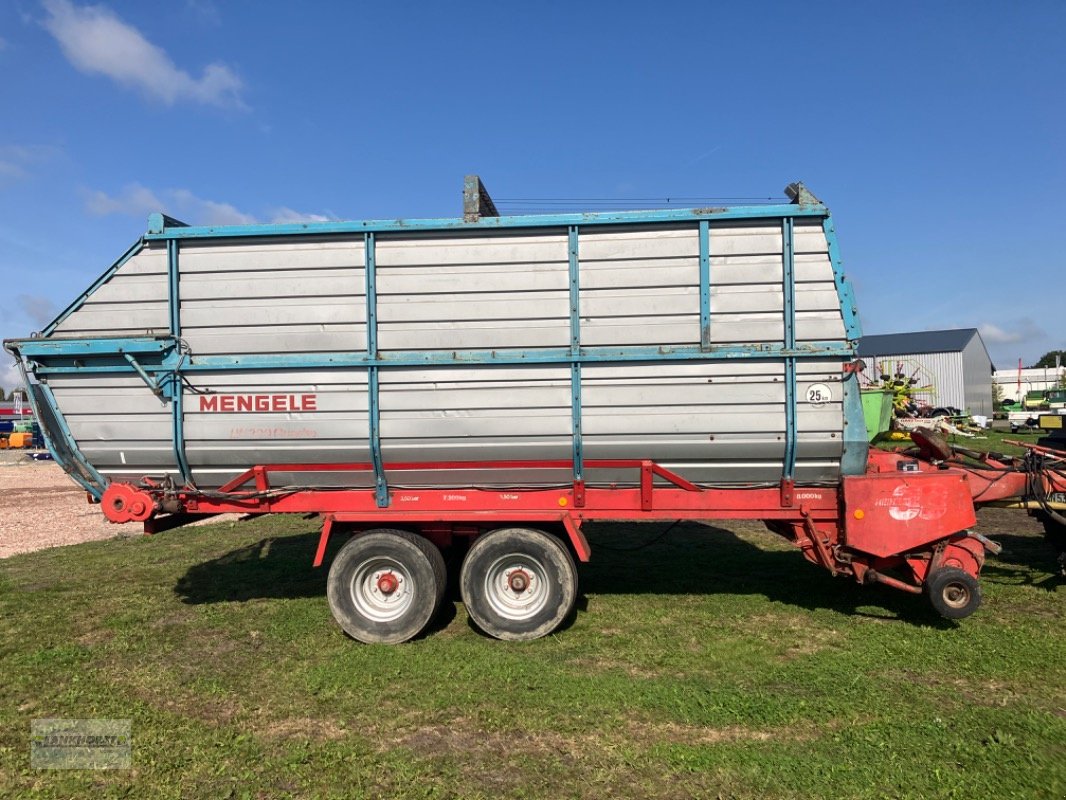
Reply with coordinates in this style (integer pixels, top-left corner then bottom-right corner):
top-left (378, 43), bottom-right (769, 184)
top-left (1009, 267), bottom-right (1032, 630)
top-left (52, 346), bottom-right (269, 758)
top-left (5, 185), bottom-right (990, 642)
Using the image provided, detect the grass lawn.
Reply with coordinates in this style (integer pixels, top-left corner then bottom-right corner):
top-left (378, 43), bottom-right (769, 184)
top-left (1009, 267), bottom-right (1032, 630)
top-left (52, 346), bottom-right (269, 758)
top-left (874, 426), bottom-right (1050, 458)
top-left (1, 513), bottom-right (1063, 799)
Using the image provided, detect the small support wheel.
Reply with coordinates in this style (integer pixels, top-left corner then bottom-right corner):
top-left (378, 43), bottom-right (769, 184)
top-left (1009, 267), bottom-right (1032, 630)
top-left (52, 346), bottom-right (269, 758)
top-left (460, 527), bottom-right (578, 641)
top-left (925, 567), bottom-right (982, 619)
top-left (327, 529), bottom-right (446, 644)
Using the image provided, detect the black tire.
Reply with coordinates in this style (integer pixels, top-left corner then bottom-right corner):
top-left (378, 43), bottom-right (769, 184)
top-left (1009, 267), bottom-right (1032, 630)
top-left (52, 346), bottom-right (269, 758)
top-left (460, 527), bottom-right (578, 641)
top-left (925, 567), bottom-right (982, 619)
top-left (326, 529), bottom-right (446, 644)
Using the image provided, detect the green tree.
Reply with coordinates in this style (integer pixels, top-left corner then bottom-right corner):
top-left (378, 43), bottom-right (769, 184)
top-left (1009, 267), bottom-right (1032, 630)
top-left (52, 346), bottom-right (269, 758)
top-left (1031, 350), bottom-right (1066, 369)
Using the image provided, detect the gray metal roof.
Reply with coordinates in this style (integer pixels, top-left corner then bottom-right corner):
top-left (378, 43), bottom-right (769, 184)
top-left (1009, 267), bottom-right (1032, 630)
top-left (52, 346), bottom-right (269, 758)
top-left (857, 328), bottom-right (982, 357)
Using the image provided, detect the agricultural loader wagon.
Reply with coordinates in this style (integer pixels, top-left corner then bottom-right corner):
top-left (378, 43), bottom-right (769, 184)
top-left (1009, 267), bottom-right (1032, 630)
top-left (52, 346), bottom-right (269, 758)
top-left (7, 178), bottom-right (1063, 643)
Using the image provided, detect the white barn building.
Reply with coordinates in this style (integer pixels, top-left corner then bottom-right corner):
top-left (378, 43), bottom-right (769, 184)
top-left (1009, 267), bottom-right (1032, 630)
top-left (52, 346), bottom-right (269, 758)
top-left (993, 365), bottom-right (1065, 403)
top-left (857, 328), bottom-right (994, 416)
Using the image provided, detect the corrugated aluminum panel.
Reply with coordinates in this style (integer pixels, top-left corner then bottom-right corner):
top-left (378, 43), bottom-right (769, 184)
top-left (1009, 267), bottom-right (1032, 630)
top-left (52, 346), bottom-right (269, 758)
top-left (182, 368), bottom-right (370, 487)
top-left (39, 216), bottom-right (852, 489)
top-left (708, 220), bottom-right (844, 344)
top-left (47, 373), bottom-right (177, 484)
top-left (579, 226), bottom-right (699, 346)
top-left (961, 337), bottom-right (993, 416)
top-left (376, 231), bottom-right (569, 351)
top-left (51, 244), bottom-right (170, 336)
top-left (179, 237), bottom-right (366, 355)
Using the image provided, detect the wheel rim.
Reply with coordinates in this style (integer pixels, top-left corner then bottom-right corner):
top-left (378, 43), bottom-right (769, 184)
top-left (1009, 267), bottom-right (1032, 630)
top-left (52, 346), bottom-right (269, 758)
top-left (349, 557), bottom-right (414, 623)
top-left (942, 580), bottom-right (971, 610)
top-left (482, 553), bottom-right (550, 622)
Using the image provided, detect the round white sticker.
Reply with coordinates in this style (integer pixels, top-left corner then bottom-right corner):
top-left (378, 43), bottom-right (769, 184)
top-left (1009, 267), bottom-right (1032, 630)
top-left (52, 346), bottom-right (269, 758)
top-left (806, 383), bottom-right (832, 405)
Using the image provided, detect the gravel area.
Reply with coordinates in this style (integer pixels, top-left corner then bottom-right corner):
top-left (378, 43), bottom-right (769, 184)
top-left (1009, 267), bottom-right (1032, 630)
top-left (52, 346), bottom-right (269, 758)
top-left (0, 455), bottom-right (240, 559)
top-left (0, 457), bottom-right (129, 559)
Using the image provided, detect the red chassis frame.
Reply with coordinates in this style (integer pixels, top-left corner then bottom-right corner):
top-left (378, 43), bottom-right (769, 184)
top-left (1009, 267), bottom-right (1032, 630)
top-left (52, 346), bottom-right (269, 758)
top-left (98, 449), bottom-right (1028, 597)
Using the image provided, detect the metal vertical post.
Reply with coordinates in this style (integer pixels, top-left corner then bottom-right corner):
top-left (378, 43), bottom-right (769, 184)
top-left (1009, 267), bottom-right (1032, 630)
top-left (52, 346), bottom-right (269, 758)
top-left (167, 238), bottom-right (191, 484)
top-left (568, 226), bottom-right (584, 484)
top-left (782, 218), bottom-right (797, 480)
top-left (365, 232), bottom-right (388, 507)
top-left (699, 220), bottom-right (711, 350)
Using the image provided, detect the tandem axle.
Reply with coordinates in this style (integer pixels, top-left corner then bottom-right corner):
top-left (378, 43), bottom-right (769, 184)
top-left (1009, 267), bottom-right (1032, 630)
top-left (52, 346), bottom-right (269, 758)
top-left (92, 441), bottom-right (1053, 644)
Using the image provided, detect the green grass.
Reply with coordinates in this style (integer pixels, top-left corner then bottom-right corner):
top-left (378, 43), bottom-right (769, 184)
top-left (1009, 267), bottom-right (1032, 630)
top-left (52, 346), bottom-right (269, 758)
top-left (874, 426), bottom-right (1046, 458)
top-left (1, 514), bottom-right (1064, 799)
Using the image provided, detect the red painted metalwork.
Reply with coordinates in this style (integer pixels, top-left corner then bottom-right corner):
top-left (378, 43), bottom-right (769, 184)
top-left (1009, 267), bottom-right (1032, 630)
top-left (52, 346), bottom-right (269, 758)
top-left (377, 572), bottom-right (399, 595)
top-left (842, 472), bottom-right (977, 558)
top-left (104, 451), bottom-right (1053, 603)
top-left (101, 483), bottom-right (155, 524)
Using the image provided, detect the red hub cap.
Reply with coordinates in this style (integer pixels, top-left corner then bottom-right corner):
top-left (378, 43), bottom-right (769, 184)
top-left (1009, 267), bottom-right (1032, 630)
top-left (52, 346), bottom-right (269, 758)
top-left (377, 572), bottom-right (399, 595)
top-left (507, 569), bottom-right (530, 593)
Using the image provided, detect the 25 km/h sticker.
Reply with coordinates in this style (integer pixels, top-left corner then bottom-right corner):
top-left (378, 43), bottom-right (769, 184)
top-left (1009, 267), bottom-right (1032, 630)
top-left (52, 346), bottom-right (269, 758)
top-left (806, 383), bottom-right (832, 405)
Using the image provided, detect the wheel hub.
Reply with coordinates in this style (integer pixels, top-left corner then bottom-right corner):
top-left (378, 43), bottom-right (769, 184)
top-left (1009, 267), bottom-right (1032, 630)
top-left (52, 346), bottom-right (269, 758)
top-left (944, 583), bottom-right (969, 608)
top-left (376, 571), bottom-right (399, 595)
top-left (507, 569), bottom-right (531, 593)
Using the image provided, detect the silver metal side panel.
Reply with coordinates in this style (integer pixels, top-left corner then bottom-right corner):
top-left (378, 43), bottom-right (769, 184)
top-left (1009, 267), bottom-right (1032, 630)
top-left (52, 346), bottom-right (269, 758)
top-left (46, 373), bottom-right (178, 484)
top-left (50, 244), bottom-right (170, 337)
top-left (38, 216), bottom-right (851, 489)
top-left (182, 368), bottom-right (370, 488)
top-left (580, 226), bottom-right (699, 346)
top-left (179, 237), bottom-right (367, 355)
top-left (376, 231), bottom-right (570, 351)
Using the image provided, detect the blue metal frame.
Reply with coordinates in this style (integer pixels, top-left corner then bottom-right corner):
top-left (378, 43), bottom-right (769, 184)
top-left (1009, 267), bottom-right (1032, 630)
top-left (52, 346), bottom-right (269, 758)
top-left (364, 232), bottom-right (388, 507)
top-left (782, 218), bottom-right (797, 480)
top-left (11, 360), bottom-right (100, 495)
top-left (568, 226), bottom-right (583, 482)
top-left (36, 381), bottom-right (109, 495)
top-left (821, 215), bottom-right (866, 473)
top-left (142, 203), bottom-right (828, 243)
top-left (17, 342), bottom-right (856, 375)
top-left (12, 337), bottom-right (174, 357)
top-left (699, 220), bottom-right (711, 351)
top-left (570, 363), bottom-right (584, 483)
top-left (167, 239), bottom-right (192, 484)
top-left (42, 238), bottom-right (145, 336)
top-left (840, 370), bottom-right (869, 475)
top-left (822, 216), bottom-right (862, 342)
top-left (568, 227), bottom-right (581, 351)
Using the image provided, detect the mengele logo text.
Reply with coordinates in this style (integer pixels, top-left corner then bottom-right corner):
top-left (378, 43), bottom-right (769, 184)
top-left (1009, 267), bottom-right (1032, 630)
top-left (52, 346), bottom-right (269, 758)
top-left (199, 394), bottom-right (318, 413)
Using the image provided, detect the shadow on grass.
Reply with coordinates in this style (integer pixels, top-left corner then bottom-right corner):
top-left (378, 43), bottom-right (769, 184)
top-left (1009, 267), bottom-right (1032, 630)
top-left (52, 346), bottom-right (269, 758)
top-left (175, 531), bottom-right (332, 605)
top-left (980, 532), bottom-right (1064, 592)
top-left (174, 522), bottom-right (955, 627)
top-left (580, 521), bottom-right (952, 627)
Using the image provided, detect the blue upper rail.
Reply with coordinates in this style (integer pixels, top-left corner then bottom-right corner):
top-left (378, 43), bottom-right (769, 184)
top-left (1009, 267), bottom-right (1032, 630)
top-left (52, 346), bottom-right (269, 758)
top-left (143, 202), bottom-right (829, 241)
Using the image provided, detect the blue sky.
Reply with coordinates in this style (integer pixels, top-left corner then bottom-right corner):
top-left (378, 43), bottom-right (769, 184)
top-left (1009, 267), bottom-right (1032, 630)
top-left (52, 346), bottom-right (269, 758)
top-left (1, 0), bottom-right (1063, 391)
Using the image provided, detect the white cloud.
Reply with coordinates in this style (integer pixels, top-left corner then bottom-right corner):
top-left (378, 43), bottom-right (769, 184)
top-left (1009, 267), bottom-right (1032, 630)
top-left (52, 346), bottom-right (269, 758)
top-left (270, 207), bottom-right (336, 224)
top-left (83, 183), bottom-right (163, 216)
top-left (86, 184), bottom-right (338, 227)
top-left (0, 144), bottom-right (64, 185)
top-left (169, 189), bottom-right (255, 225)
top-left (978, 319), bottom-right (1045, 345)
top-left (41, 0), bottom-right (246, 109)
top-left (184, 0), bottom-right (221, 26)
top-left (85, 183), bottom-right (255, 225)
